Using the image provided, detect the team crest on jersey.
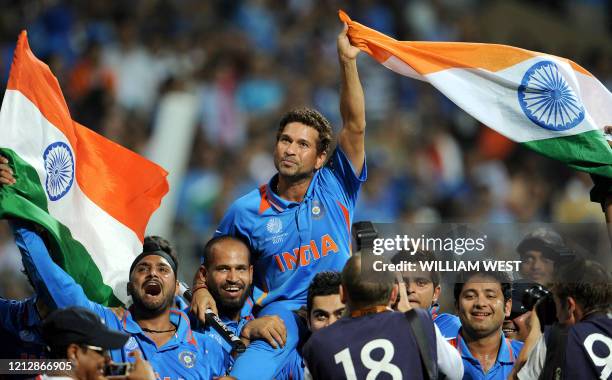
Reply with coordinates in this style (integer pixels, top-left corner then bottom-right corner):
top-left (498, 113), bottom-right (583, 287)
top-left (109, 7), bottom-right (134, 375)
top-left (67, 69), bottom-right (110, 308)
top-left (311, 200), bottom-right (325, 219)
top-left (178, 351), bottom-right (196, 368)
top-left (266, 217), bottom-right (283, 234)
top-left (124, 337), bottom-right (138, 351)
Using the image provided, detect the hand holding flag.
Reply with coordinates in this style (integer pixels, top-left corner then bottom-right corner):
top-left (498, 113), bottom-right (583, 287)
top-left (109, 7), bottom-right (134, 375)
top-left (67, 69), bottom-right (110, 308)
top-left (338, 10), bottom-right (612, 178)
top-left (0, 31), bottom-right (169, 306)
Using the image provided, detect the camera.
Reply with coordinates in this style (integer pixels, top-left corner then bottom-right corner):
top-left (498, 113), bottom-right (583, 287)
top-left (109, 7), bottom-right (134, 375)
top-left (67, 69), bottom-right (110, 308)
top-left (352, 221), bottom-right (378, 252)
top-left (522, 284), bottom-right (550, 311)
top-left (521, 285), bottom-right (557, 329)
top-left (104, 362), bottom-right (132, 377)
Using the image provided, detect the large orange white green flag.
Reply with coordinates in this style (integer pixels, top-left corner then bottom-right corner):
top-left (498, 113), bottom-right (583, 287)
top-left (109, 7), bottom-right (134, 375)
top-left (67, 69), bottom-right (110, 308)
top-left (0, 31), bottom-right (169, 306)
top-left (339, 11), bottom-right (612, 177)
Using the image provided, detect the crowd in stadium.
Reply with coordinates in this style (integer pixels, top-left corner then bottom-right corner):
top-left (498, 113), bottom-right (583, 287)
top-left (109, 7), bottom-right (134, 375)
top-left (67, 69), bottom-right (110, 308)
top-left (0, 1), bottom-right (611, 379)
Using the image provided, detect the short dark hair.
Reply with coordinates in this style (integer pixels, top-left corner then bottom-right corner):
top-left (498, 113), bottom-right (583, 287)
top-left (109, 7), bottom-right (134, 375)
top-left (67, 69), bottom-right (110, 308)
top-left (202, 235), bottom-right (251, 268)
top-left (307, 271), bottom-right (342, 314)
top-left (391, 250), bottom-right (441, 288)
top-left (551, 258), bottom-right (611, 314)
top-left (342, 255), bottom-right (395, 309)
top-left (453, 267), bottom-right (513, 303)
top-left (277, 107), bottom-right (333, 155)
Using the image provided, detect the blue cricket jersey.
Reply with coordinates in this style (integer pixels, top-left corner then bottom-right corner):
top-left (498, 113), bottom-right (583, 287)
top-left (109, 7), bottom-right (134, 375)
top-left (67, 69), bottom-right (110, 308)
top-left (430, 304), bottom-right (462, 339)
top-left (215, 147), bottom-right (366, 311)
top-left (230, 302), bottom-right (308, 380)
top-left (189, 304), bottom-right (253, 371)
top-left (215, 147), bottom-right (365, 379)
top-left (12, 222), bottom-right (229, 379)
top-left (0, 296), bottom-right (47, 359)
top-left (449, 331), bottom-right (523, 380)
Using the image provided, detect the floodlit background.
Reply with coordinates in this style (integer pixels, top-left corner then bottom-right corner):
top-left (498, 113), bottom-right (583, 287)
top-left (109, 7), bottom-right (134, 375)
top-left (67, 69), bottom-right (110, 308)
top-left (0, 0), bottom-right (610, 297)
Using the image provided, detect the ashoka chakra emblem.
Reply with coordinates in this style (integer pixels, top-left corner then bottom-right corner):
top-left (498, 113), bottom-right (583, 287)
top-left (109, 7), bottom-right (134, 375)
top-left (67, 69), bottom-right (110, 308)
top-left (43, 142), bottom-right (75, 201)
top-left (518, 60), bottom-right (584, 131)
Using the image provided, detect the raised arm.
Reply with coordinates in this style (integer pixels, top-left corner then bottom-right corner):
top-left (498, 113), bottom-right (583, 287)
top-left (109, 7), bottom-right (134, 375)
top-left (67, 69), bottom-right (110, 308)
top-left (11, 220), bottom-right (98, 312)
top-left (337, 22), bottom-right (366, 176)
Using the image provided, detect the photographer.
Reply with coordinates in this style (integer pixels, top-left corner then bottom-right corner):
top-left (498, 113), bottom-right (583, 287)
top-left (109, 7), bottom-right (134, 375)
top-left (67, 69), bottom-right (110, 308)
top-left (503, 282), bottom-right (538, 342)
top-left (41, 306), bottom-right (154, 380)
top-left (516, 228), bottom-right (573, 286)
top-left (511, 258), bottom-right (612, 379)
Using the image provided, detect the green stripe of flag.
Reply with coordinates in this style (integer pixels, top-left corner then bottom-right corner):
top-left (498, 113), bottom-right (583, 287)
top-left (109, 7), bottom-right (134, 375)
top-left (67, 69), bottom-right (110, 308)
top-left (523, 130), bottom-right (612, 177)
top-left (0, 148), bottom-right (121, 306)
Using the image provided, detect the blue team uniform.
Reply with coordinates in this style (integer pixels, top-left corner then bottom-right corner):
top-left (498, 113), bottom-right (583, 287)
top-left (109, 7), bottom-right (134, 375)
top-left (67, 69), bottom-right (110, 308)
top-left (13, 222), bottom-right (228, 379)
top-left (215, 147), bottom-right (366, 311)
top-left (448, 332), bottom-right (523, 380)
top-left (189, 303), bottom-right (253, 370)
top-left (0, 296), bottom-right (46, 359)
top-left (215, 147), bottom-right (366, 379)
top-left (430, 304), bottom-right (462, 339)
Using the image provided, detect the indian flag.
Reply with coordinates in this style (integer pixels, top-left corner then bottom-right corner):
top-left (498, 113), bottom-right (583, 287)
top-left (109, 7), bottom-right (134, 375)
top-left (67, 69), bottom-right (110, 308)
top-left (339, 11), bottom-right (612, 177)
top-left (0, 32), bottom-right (169, 306)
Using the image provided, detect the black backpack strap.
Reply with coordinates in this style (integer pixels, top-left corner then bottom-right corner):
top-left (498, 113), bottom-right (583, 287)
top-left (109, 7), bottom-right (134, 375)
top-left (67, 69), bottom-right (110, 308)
top-left (405, 308), bottom-right (439, 380)
top-left (539, 324), bottom-right (569, 380)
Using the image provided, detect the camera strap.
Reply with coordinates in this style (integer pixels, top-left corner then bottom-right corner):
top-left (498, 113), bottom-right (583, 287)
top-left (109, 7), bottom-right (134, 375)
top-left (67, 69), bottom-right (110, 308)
top-left (539, 324), bottom-right (569, 380)
top-left (405, 308), bottom-right (441, 380)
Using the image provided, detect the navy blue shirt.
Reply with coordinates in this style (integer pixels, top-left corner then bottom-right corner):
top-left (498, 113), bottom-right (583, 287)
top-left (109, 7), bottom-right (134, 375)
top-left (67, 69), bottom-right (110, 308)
top-left (564, 312), bottom-right (612, 380)
top-left (303, 310), bottom-right (436, 380)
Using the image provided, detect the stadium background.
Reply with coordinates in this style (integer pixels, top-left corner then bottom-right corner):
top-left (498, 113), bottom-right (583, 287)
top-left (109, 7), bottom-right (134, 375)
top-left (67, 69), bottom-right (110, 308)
top-left (0, 0), bottom-right (610, 302)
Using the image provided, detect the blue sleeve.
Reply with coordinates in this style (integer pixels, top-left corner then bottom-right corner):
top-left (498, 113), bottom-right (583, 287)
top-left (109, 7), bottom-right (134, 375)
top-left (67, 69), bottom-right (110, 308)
top-left (229, 305), bottom-right (303, 379)
top-left (11, 221), bottom-right (108, 318)
top-left (324, 147), bottom-right (367, 209)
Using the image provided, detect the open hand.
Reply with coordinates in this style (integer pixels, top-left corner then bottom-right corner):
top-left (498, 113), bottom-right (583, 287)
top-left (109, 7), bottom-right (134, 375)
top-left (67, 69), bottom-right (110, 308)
top-left (240, 315), bottom-right (287, 349)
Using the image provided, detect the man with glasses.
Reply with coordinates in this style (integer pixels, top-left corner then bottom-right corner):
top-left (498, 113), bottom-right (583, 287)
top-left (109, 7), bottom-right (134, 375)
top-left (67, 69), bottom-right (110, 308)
top-left (40, 306), bottom-right (155, 380)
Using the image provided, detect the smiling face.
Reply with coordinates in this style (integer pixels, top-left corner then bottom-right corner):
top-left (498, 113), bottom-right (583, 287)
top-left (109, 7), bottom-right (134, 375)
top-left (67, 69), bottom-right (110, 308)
top-left (273, 122), bottom-right (326, 181)
top-left (129, 255), bottom-right (177, 314)
top-left (401, 270), bottom-right (441, 309)
top-left (457, 274), bottom-right (511, 340)
top-left (503, 311), bottom-right (531, 341)
top-left (205, 239), bottom-right (253, 316)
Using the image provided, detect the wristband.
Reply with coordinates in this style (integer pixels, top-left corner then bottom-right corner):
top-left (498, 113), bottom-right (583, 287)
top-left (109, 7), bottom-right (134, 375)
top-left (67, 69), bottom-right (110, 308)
top-left (192, 284), bottom-right (208, 294)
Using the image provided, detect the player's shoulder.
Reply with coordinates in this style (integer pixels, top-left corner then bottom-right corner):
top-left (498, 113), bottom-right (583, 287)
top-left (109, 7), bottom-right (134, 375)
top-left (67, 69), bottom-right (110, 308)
top-left (226, 186), bottom-right (267, 215)
top-left (434, 312), bottom-right (462, 337)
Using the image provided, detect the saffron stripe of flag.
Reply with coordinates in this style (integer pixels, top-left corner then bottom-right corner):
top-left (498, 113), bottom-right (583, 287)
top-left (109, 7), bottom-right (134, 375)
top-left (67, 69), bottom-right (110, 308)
top-left (339, 10), bottom-right (612, 177)
top-left (0, 31), bottom-right (169, 306)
